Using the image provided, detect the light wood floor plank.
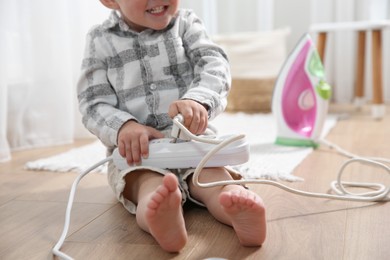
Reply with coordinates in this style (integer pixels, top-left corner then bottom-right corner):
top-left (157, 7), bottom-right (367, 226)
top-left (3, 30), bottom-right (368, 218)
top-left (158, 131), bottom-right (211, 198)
top-left (0, 200), bottom-right (114, 260)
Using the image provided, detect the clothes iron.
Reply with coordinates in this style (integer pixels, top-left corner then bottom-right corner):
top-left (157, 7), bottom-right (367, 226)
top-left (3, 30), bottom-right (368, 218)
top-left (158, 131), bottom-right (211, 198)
top-left (272, 34), bottom-right (332, 147)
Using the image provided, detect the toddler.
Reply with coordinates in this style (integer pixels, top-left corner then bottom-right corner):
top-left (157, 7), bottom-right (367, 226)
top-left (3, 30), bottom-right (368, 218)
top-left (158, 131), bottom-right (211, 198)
top-left (78, 0), bottom-right (266, 252)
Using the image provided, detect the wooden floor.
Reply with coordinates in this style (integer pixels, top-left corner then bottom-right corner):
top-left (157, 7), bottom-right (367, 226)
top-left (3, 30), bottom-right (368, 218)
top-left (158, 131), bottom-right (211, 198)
top-left (1, 104), bottom-right (390, 260)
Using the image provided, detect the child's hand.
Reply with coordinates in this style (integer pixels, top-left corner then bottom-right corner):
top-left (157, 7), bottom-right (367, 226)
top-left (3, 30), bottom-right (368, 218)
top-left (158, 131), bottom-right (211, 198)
top-left (117, 120), bottom-right (164, 165)
top-left (168, 100), bottom-right (208, 135)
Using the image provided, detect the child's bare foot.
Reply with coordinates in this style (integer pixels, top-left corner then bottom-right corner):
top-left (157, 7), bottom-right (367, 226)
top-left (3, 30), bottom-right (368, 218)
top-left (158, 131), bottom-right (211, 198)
top-left (145, 173), bottom-right (187, 252)
top-left (219, 188), bottom-right (266, 246)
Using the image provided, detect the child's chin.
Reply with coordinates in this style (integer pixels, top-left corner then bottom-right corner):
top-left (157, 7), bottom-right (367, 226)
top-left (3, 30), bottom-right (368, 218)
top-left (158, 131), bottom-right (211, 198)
top-left (152, 23), bottom-right (170, 31)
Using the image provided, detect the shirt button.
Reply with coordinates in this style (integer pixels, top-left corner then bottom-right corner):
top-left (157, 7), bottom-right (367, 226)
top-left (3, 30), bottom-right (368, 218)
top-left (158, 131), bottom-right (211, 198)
top-left (150, 84), bottom-right (157, 90)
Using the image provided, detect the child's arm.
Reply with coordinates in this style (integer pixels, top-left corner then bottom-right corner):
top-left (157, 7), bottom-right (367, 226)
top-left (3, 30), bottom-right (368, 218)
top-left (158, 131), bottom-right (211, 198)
top-left (179, 10), bottom-right (232, 121)
top-left (77, 27), bottom-right (137, 149)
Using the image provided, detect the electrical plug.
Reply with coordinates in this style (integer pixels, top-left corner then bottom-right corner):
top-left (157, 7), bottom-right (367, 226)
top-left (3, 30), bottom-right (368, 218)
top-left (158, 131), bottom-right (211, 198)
top-left (171, 114), bottom-right (191, 141)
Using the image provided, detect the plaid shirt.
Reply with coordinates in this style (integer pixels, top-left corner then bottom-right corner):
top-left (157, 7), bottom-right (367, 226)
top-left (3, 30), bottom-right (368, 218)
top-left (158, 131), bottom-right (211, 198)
top-left (77, 10), bottom-right (231, 148)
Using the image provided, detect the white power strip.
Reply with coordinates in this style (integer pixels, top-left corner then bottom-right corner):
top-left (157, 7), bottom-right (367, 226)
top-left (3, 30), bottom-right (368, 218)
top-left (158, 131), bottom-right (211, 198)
top-left (112, 135), bottom-right (250, 169)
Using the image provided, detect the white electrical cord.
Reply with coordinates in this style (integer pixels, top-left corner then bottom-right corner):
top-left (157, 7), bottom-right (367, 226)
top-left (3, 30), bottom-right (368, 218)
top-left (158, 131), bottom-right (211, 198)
top-left (52, 156), bottom-right (113, 260)
top-left (172, 117), bottom-right (390, 202)
top-left (54, 117), bottom-right (390, 259)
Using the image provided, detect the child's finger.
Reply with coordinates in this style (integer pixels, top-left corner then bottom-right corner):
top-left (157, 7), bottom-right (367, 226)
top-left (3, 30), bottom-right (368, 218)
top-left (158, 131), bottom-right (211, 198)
top-left (118, 140), bottom-right (126, 158)
top-left (139, 134), bottom-right (149, 159)
top-left (130, 140), bottom-right (141, 165)
top-left (168, 103), bottom-right (180, 118)
top-left (124, 142), bottom-right (134, 165)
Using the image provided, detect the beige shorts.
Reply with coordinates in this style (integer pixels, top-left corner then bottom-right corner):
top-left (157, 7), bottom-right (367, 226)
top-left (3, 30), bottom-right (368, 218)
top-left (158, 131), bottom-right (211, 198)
top-left (107, 161), bottom-right (242, 214)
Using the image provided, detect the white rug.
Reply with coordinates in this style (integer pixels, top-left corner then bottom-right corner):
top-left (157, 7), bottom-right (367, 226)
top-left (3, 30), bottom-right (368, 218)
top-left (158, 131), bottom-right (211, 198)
top-left (25, 113), bottom-right (338, 181)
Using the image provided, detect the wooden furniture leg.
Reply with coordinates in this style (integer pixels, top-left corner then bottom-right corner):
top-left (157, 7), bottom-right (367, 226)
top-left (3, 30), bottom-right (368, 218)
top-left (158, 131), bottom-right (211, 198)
top-left (317, 32), bottom-right (327, 62)
top-left (371, 30), bottom-right (383, 104)
top-left (371, 29), bottom-right (385, 118)
top-left (354, 31), bottom-right (366, 108)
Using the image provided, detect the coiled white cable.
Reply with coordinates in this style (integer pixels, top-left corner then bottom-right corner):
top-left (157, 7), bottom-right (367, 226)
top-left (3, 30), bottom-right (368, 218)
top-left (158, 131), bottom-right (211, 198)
top-left (320, 139), bottom-right (390, 200)
top-left (172, 117), bottom-right (390, 202)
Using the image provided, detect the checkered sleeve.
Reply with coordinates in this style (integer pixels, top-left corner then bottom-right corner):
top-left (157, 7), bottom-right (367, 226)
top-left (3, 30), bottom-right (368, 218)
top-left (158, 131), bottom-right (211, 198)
top-left (180, 10), bottom-right (232, 120)
top-left (77, 27), bottom-right (135, 148)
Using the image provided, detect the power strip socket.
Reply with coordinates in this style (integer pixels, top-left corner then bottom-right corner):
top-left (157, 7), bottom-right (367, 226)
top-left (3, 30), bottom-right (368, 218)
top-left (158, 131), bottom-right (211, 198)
top-left (113, 135), bottom-right (249, 170)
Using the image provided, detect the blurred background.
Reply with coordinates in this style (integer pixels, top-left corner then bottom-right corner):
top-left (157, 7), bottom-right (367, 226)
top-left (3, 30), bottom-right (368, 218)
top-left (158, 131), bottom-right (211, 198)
top-left (1, 0), bottom-right (389, 162)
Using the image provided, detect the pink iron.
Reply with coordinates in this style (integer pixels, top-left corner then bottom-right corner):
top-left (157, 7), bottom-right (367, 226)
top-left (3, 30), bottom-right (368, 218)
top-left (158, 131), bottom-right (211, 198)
top-left (272, 34), bottom-right (332, 147)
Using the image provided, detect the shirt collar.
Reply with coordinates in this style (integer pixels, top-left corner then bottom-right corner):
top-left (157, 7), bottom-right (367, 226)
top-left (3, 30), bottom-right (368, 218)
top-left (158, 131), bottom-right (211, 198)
top-left (102, 11), bottom-right (132, 32)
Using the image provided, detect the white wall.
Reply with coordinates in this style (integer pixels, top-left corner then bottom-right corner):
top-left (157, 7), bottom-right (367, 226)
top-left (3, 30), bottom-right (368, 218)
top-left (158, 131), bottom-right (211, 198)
top-left (274, 0), bottom-right (312, 52)
top-left (181, 0), bottom-right (310, 52)
top-left (181, 0), bottom-right (274, 34)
